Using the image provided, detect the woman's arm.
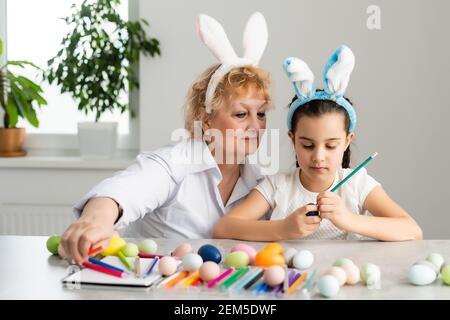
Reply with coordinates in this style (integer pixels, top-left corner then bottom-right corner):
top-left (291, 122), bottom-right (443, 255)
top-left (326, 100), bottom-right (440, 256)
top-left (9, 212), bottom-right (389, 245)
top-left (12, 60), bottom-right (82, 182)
top-left (213, 190), bottom-right (321, 241)
top-left (346, 186), bottom-right (423, 241)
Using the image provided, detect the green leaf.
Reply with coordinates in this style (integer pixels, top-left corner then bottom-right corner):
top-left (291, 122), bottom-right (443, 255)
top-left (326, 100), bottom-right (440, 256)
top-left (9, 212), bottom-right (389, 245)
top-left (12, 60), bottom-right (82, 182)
top-left (0, 38), bottom-right (3, 57)
top-left (5, 97), bottom-right (19, 128)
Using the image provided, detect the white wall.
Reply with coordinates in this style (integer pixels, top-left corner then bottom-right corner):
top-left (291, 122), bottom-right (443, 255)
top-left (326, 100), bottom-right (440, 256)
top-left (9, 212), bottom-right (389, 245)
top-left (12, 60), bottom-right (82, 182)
top-left (139, 0), bottom-right (450, 239)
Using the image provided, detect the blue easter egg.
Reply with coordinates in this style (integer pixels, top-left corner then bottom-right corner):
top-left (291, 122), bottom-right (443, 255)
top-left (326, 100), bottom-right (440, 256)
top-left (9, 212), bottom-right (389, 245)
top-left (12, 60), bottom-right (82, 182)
top-left (197, 244), bottom-right (222, 263)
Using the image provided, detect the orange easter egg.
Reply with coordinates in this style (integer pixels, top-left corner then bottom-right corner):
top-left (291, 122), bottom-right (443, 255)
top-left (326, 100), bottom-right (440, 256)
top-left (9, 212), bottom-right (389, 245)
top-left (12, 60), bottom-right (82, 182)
top-left (264, 242), bottom-right (284, 254)
top-left (254, 249), bottom-right (286, 267)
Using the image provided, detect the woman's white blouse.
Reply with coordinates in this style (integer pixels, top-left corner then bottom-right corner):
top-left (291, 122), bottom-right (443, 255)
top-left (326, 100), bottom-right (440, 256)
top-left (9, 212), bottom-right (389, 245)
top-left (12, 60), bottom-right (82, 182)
top-left (73, 139), bottom-right (263, 239)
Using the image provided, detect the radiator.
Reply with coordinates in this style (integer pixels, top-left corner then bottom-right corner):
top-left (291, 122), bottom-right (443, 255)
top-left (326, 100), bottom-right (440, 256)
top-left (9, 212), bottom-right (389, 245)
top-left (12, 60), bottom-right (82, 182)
top-left (0, 203), bottom-right (75, 236)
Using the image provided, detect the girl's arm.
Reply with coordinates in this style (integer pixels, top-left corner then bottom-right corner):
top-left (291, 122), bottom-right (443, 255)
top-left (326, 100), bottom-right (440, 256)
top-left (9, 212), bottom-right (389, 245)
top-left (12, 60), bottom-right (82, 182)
top-left (347, 186), bottom-right (423, 241)
top-left (213, 190), bottom-right (321, 241)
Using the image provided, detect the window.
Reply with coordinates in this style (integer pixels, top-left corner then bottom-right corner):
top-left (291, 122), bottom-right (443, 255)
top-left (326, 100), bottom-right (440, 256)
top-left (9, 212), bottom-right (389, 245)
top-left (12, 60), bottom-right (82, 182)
top-left (2, 0), bottom-right (138, 153)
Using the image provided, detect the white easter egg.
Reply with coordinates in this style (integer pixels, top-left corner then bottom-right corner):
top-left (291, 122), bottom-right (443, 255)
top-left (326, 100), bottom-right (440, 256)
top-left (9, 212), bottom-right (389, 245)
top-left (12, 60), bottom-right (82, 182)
top-left (408, 264), bottom-right (437, 286)
top-left (317, 275), bottom-right (340, 298)
top-left (138, 239), bottom-right (158, 254)
top-left (333, 257), bottom-right (354, 267)
top-left (426, 253), bottom-right (445, 271)
top-left (324, 266), bottom-right (347, 286)
top-left (360, 263), bottom-right (381, 287)
top-left (182, 253), bottom-right (203, 272)
top-left (415, 260), bottom-right (439, 275)
top-left (282, 248), bottom-right (298, 267)
top-left (292, 250), bottom-right (314, 270)
top-left (341, 262), bottom-right (360, 285)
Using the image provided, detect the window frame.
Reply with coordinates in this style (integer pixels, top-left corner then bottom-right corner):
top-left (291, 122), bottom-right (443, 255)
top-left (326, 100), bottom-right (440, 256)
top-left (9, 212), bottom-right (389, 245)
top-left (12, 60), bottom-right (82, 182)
top-left (0, 0), bottom-right (140, 157)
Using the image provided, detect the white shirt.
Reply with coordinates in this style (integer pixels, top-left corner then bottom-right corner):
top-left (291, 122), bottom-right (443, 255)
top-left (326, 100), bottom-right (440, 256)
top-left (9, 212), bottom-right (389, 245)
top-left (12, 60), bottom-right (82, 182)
top-left (254, 167), bottom-right (381, 240)
top-left (73, 138), bottom-right (264, 239)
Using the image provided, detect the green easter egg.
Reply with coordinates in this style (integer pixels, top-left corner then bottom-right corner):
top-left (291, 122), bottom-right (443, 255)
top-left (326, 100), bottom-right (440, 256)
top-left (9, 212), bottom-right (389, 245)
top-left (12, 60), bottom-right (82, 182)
top-left (333, 258), bottom-right (353, 267)
top-left (46, 234), bottom-right (61, 255)
top-left (441, 264), bottom-right (450, 285)
top-left (225, 251), bottom-right (249, 269)
top-left (121, 243), bottom-right (139, 257)
top-left (138, 239), bottom-right (158, 254)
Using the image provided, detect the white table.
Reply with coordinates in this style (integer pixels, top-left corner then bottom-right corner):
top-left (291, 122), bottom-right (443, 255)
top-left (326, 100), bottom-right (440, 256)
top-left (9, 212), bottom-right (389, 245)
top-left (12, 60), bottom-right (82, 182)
top-left (1, 236), bottom-right (449, 299)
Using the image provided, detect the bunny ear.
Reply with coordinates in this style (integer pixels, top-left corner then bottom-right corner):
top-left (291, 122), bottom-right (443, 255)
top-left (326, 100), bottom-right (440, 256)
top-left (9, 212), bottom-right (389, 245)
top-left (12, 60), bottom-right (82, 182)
top-left (283, 57), bottom-right (315, 99)
top-left (196, 14), bottom-right (238, 64)
top-left (323, 45), bottom-right (355, 96)
top-left (242, 12), bottom-right (268, 65)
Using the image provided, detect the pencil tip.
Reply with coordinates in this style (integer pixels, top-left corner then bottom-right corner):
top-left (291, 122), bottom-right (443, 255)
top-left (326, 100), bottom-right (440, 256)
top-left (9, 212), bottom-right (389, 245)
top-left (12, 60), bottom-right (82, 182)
top-left (372, 152), bottom-right (378, 158)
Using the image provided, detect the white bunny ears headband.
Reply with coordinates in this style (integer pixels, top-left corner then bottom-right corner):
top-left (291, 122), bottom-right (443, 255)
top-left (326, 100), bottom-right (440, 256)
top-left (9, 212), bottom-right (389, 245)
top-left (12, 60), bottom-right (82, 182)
top-left (284, 45), bottom-right (357, 132)
top-left (196, 12), bottom-right (268, 113)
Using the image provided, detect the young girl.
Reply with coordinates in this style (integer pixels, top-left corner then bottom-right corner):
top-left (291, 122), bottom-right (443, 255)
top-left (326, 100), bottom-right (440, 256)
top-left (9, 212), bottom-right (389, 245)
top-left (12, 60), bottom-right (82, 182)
top-left (213, 45), bottom-right (423, 242)
top-left (58, 12), bottom-right (272, 264)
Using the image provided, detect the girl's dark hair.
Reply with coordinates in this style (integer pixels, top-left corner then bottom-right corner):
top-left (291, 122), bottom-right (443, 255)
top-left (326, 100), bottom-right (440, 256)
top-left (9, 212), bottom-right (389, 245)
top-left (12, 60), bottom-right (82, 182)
top-left (290, 92), bottom-right (353, 168)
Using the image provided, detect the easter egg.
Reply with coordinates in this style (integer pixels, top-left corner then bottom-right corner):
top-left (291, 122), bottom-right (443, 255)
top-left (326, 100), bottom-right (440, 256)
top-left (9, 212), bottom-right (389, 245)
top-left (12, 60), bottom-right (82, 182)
top-left (408, 264), bottom-right (437, 286)
top-left (197, 244), bottom-right (222, 264)
top-left (324, 266), bottom-right (347, 287)
top-left (225, 251), bottom-right (250, 269)
top-left (333, 258), bottom-right (354, 267)
top-left (231, 244), bottom-right (257, 264)
top-left (415, 260), bottom-right (439, 275)
top-left (317, 275), bottom-right (340, 298)
top-left (173, 243), bottom-right (193, 258)
top-left (426, 253), bottom-right (445, 271)
top-left (46, 234), bottom-right (61, 255)
top-left (282, 248), bottom-right (298, 267)
top-left (264, 243), bottom-right (283, 254)
top-left (341, 262), bottom-right (360, 285)
top-left (292, 250), bottom-right (314, 270)
top-left (183, 253), bottom-right (203, 272)
top-left (199, 261), bottom-right (221, 282)
top-left (360, 263), bottom-right (381, 287)
top-left (254, 249), bottom-right (285, 267)
top-left (121, 243), bottom-right (139, 257)
top-left (263, 265), bottom-right (286, 287)
top-left (138, 239), bottom-right (158, 254)
top-left (441, 264), bottom-right (450, 285)
top-left (158, 256), bottom-right (178, 276)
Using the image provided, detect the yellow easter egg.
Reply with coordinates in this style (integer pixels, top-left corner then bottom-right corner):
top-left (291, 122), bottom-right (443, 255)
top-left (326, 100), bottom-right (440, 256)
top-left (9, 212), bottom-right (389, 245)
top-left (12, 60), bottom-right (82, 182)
top-left (101, 234), bottom-right (126, 256)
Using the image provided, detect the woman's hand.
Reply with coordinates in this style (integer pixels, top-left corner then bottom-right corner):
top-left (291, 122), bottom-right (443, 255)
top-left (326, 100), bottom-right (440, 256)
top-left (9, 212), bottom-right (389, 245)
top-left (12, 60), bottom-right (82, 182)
top-left (317, 191), bottom-right (353, 231)
top-left (59, 220), bottom-right (114, 265)
top-left (282, 204), bottom-right (322, 239)
top-left (58, 197), bottom-right (119, 264)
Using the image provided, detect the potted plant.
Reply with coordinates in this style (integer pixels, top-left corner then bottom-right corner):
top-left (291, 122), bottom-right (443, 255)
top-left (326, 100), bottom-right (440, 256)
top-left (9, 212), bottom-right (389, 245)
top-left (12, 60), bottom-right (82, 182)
top-left (0, 38), bottom-right (48, 157)
top-left (45, 0), bottom-right (161, 159)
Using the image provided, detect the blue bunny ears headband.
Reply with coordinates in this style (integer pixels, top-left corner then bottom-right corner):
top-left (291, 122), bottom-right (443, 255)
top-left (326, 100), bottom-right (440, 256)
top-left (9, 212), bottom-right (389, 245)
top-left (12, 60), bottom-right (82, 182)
top-left (284, 45), bottom-right (357, 132)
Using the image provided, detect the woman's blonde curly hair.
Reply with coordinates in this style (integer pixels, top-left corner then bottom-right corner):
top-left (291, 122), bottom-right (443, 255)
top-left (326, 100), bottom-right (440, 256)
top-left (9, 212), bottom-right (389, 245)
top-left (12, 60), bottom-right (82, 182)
top-left (184, 64), bottom-right (272, 137)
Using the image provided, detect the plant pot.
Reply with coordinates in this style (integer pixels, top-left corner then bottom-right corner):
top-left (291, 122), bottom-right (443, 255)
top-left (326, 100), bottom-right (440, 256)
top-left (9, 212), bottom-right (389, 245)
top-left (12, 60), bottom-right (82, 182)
top-left (77, 122), bottom-right (118, 160)
top-left (0, 127), bottom-right (27, 157)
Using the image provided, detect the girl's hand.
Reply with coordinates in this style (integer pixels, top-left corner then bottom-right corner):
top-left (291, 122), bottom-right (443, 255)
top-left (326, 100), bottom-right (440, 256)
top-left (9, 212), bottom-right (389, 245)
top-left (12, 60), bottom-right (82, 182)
top-left (59, 220), bottom-right (114, 265)
top-left (317, 191), bottom-right (353, 231)
top-left (282, 204), bottom-right (322, 239)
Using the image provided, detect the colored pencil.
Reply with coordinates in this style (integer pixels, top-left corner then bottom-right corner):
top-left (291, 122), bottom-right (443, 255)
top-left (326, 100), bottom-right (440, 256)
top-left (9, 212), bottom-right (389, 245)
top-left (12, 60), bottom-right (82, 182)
top-left (191, 277), bottom-right (202, 286)
top-left (331, 152), bottom-right (378, 192)
top-left (82, 261), bottom-right (127, 278)
top-left (307, 152), bottom-right (378, 216)
top-left (181, 271), bottom-right (200, 286)
top-left (143, 257), bottom-right (159, 278)
top-left (234, 268), bottom-right (263, 291)
top-left (117, 251), bottom-right (135, 272)
top-left (301, 269), bottom-right (317, 292)
top-left (87, 257), bottom-right (127, 274)
top-left (164, 271), bottom-right (190, 288)
top-left (243, 269), bottom-right (264, 290)
top-left (138, 253), bottom-right (181, 260)
top-left (287, 271), bottom-right (308, 295)
top-left (207, 268), bottom-right (234, 289)
top-left (220, 267), bottom-right (250, 289)
top-left (88, 246), bottom-right (103, 257)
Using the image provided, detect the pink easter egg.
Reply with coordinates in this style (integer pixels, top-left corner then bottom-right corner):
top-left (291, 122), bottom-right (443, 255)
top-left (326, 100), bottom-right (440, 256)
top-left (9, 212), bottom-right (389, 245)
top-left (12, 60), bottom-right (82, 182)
top-left (173, 243), bottom-right (193, 258)
top-left (231, 244), bottom-right (257, 264)
top-left (199, 261), bottom-right (221, 282)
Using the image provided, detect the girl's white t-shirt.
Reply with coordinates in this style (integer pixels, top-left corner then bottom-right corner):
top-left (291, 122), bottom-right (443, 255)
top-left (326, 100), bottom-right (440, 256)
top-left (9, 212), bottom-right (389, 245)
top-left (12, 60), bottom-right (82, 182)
top-left (254, 167), bottom-right (381, 240)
